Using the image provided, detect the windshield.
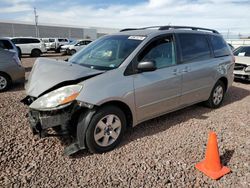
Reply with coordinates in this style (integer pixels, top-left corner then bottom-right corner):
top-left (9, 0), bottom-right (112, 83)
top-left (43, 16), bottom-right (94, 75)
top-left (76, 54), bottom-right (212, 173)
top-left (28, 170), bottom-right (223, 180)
top-left (68, 35), bottom-right (145, 70)
top-left (69, 40), bottom-right (78, 45)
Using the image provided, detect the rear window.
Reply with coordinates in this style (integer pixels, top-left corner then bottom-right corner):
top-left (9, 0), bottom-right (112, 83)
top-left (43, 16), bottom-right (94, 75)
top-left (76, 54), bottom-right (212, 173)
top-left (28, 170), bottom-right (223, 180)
top-left (12, 38), bottom-right (40, 44)
top-left (209, 35), bottom-right (230, 57)
top-left (178, 33), bottom-right (211, 62)
top-left (58, 39), bottom-right (68, 42)
top-left (0, 40), bottom-right (13, 49)
top-left (49, 39), bottom-right (55, 42)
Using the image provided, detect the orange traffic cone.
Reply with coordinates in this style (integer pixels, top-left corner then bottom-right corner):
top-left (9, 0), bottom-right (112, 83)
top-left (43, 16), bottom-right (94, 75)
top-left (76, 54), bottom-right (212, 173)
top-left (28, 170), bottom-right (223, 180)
top-left (195, 131), bottom-right (231, 180)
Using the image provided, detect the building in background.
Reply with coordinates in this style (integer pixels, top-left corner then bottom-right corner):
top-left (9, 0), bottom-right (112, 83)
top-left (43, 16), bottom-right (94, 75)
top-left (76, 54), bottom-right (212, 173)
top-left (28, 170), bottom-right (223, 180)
top-left (0, 20), bottom-right (119, 40)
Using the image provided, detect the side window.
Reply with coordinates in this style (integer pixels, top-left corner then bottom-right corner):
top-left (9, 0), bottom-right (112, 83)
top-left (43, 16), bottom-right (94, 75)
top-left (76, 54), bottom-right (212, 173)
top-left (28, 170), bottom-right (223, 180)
top-left (85, 41), bottom-right (92, 45)
top-left (210, 35), bottom-right (230, 57)
top-left (12, 38), bottom-right (20, 44)
top-left (79, 41), bottom-right (85, 45)
top-left (178, 34), bottom-right (211, 62)
top-left (0, 40), bottom-right (13, 49)
top-left (32, 39), bottom-right (40, 43)
top-left (138, 36), bottom-right (176, 69)
top-left (19, 38), bottom-right (28, 44)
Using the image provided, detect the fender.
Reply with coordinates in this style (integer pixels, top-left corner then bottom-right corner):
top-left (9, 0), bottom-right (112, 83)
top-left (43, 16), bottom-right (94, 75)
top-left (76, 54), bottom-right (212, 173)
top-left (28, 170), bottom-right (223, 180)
top-left (63, 108), bottom-right (97, 156)
top-left (76, 108), bottom-right (97, 149)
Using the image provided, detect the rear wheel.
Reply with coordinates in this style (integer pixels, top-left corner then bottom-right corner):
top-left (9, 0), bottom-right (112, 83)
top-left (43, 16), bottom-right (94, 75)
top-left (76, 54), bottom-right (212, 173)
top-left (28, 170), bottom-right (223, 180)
top-left (85, 106), bottom-right (126, 153)
top-left (31, 49), bottom-right (41, 57)
top-left (205, 80), bottom-right (225, 108)
top-left (0, 73), bottom-right (11, 92)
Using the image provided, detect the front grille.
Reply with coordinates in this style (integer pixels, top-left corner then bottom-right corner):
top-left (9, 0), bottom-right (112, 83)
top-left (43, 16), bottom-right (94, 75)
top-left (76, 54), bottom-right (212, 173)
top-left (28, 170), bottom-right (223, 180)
top-left (234, 63), bottom-right (247, 71)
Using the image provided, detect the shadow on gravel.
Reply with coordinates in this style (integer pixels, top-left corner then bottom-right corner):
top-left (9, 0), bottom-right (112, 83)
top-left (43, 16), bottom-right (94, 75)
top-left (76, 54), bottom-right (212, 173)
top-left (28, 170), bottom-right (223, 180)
top-left (221, 149), bottom-right (235, 166)
top-left (25, 67), bottom-right (32, 72)
top-left (7, 82), bottom-right (24, 92)
top-left (234, 78), bottom-right (250, 85)
top-left (65, 85), bottom-right (249, 158)
top-left (119, 85), bottom-right (250, 149)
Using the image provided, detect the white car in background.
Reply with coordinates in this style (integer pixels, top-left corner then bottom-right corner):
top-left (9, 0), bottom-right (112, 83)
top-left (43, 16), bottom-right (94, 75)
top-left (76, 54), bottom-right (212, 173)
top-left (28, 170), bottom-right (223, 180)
top-left (11, 37), bottom-right (47, 57)
top-left (42, 38), bottom-right (69, 53)
top-left (61, 39), bottom-right (92, 55)
top-left (234, 56), bottom-right (250, 81)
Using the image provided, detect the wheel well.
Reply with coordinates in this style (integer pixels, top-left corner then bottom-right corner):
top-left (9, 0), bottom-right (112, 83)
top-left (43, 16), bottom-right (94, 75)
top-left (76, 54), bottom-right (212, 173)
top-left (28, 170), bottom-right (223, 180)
top-left (100, 101), bottom-right (133, 127)
top-left (32, 48), bottom-right (41, 53)
top-left (218, 77), bottom-right (228, 91)
top-left (0, 71), bottom-right (12, 81)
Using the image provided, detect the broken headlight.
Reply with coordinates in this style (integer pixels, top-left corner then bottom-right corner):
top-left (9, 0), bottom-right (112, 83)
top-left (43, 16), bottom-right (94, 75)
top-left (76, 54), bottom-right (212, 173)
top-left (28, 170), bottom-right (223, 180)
top-left (30, 85), bottom-right (82, 110)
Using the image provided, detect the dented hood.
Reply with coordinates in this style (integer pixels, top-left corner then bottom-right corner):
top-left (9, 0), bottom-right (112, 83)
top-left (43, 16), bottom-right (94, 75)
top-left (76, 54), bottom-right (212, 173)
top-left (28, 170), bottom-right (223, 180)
top-left (26, 58), bottom-right (104, 97)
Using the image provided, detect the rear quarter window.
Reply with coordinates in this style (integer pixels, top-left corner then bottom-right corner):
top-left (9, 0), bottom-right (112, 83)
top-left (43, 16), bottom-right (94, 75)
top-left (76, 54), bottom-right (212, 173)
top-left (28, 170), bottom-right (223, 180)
top-left (178, 33), bottom-right (211, 62)
top-left (0, 40), bottom-right (13, 49)
top-left (209, 35), bottom-right (230, 57)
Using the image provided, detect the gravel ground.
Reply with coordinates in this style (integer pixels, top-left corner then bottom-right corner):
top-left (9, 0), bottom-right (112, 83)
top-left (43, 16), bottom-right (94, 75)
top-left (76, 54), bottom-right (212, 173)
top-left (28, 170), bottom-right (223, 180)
top-left (0, 54), bottom-right (250, 187)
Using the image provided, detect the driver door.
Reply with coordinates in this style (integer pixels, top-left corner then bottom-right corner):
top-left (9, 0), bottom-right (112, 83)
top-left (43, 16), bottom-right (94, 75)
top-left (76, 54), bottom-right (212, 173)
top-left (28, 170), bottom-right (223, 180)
top-left (133, 35), bottom-right (182, 122)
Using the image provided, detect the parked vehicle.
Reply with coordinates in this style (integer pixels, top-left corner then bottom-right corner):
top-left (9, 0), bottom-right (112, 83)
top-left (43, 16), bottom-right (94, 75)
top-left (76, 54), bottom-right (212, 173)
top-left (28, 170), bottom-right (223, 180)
top-left (22, 26), bottom-right (234, 155)
top-left (42, 38), bottom-right (69, 52)
top-left (233, 46), bottom-right (250, 57)
top-left (0, 48), bottom-right (25, 91)
top-left (11, 37), bottom-right (47, 57)
top-left (234, 56), bottom-right (250, 81)
top-left (0, 38), bottom-right (21, 59)
top-left (61, 39), bottom-right (92, 55)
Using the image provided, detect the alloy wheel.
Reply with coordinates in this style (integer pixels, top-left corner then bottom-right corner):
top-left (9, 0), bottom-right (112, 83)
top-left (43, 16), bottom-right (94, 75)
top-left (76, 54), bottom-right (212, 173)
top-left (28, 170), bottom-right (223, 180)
top-left (94, 114), bottom-right (122, 147)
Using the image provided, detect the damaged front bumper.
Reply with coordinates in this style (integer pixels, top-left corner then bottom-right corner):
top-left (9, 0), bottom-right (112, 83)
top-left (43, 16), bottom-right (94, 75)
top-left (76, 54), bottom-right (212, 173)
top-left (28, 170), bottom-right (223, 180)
top-left (28, 104), bottom-right (75, 137)
top-left (22, 96), bottom-right (92, 156)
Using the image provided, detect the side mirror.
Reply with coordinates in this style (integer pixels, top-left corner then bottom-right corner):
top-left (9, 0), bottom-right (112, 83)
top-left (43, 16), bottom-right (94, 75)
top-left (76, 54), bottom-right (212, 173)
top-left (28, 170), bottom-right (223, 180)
top-left (137, 61), bottom-right (156, 72)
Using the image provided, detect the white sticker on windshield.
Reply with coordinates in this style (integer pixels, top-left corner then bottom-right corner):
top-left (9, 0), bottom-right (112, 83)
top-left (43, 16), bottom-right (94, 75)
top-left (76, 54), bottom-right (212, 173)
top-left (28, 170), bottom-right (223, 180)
top-left (238, 52), bottom-right (246, 56)
top-left (128, 36), bottom-right (146, 40)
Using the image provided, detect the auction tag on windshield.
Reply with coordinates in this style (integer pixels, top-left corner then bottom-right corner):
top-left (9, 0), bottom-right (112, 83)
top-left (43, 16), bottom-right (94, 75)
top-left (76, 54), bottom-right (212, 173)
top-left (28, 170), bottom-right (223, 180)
top-left (238, 52), bottom-right (246, 56)
top-left (128, 36), bottom-right (146, 40)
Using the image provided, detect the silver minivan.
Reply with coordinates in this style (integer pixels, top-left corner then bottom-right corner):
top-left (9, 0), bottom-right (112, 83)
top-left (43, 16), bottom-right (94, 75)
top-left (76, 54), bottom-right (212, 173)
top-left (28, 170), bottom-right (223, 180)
top-left (0, 48), bottom-right (25, 91)
top-left (22, 26), bottom-right (234, 155)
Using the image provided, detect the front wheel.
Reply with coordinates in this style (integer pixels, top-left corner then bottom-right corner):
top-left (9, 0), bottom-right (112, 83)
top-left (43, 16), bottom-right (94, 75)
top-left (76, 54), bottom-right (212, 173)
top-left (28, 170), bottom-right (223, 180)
top-left (70, 49), bottom-right (76, 55)
top-left (205, 80), bottom-right (225, 108)
top-left (85, 106), bottom-right (126, 153)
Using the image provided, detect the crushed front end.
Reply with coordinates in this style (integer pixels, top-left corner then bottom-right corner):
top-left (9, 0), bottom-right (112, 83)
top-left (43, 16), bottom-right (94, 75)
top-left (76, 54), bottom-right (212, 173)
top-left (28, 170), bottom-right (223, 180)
top-left (21, 84), bottom-right (95, 156)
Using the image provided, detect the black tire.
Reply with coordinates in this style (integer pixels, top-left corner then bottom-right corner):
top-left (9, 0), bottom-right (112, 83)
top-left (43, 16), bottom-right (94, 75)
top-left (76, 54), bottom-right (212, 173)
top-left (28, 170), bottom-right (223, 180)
top-left (205, 80), bottom-right (226, 108)
top-left (31, 49), bottom-right (41, 57)
top-left (85, 105), bottom-right (126, 153)
top-left (0, 73), bottom-right (11, 92)
top-left (55, 47), bottom-right (61, 53)
top-left (70, 49), bottom-right (76, 55)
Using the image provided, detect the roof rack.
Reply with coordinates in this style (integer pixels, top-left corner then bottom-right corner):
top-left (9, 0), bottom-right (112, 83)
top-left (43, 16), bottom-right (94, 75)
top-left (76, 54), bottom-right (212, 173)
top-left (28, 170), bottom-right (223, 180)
top-left (120, 25), bottom-right (219, 34)
top-left (159, 26), bottom-right (219, 33)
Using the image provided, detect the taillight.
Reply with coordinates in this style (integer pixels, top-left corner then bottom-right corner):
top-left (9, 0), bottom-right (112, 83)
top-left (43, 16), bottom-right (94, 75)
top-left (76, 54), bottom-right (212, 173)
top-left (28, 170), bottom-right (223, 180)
top-left (13, 54), bottom-right (22, 66)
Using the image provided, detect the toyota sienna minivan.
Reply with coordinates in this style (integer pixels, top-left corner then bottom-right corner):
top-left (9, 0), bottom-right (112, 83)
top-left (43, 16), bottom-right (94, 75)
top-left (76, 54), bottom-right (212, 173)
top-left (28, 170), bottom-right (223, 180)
top-left (22, 26), bottom-right (234, 155)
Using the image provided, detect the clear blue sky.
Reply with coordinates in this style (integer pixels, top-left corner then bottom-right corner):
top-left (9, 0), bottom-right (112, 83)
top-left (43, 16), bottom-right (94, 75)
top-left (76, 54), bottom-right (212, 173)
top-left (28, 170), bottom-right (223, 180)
top-left (0, 0), bottom-right (250, 35)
